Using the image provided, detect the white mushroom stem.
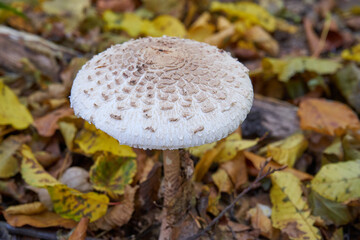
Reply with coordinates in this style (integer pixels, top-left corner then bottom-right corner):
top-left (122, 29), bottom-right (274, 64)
top-left (160, 149), bottom-right (182, 240)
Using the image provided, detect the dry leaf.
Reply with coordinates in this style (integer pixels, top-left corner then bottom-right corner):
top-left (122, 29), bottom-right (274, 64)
top-left (69, 217), bottom-right (89, 240)
top-left (298, 98), bottom-right (360, 136)
top-left (5, 202), bottom-right (47, 215)
top-left (4, 211), bottom-right (77, 229)
top-left (60, 167), bottom-right (92, 192)
top-left (244, 151), bottom-right (313, 181)
top-left (0, 81), bottom-right (33, 130)
top-left (247, 204), bottom-right (276, 239)
top-left (90, 185), bottom-right (137, 230)
top-left (221, 152), bottom-right (248, 189)
top-left (212, 169), bottom-right (233, 194)
top-left (34, 106), bottom-right (74, 137)
top-left (245, 26), bottom-right (279, 56)
top-left (0, 135), bottom-right (25, 178)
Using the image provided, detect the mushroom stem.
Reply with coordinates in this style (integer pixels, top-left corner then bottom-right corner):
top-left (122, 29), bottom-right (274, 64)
top-left (160, 149), bottom-right (182, 240)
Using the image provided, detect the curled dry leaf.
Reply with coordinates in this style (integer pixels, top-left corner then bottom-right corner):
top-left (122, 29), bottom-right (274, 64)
top-left (244, 151), bottom-right (313, 181)
top-left (5, 201), bottom-right (47, 215)
top-left (69, 217), bottom-right (89, 240)
top-left (90, 185), bottom-right (137, 230)
top-left (245, 26), bottom-right (279, 56)
top-left (0, 135), bottom-right (27, 178)
top-left (0, 81), bottom-right (33, 130)
top-left (246, 204), bottom-right (278, 239)
top-left (4, 211), bottom-right (77, 229)
top-left (221, 152), bottom-right (248, 189)
top-left (33, 106), bottom-right (74, 137)
top-left (298, 98), bottom-right (360, 136)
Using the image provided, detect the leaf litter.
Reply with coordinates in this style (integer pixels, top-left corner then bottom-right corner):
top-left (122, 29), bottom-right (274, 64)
top-left (0, 0), bottom-right (360, 239)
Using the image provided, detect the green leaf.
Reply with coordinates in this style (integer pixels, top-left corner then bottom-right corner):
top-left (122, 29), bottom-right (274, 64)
top-left (0, 81), bottom-right (33, 130)
top-left (308, 190), bottom-right (352, 226)
top-left (271, 171), bottom-right (321, 240)
top-left (333, 63), bottom-right (360, 113)
top-left (0, 2), bottom-right (27, 18)
top-left (90, 154), bottom-right (137, 195)
top-left (311, 160), bottom-right (360, 202)
top-left (47, 184), bottom-right (109, 222)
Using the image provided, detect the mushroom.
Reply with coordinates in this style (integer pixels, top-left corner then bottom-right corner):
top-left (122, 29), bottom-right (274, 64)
top-left (70, 36), bottom-right (253, 239)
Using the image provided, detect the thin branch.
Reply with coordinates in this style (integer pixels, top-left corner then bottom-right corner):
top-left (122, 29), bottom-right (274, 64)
top-left (186, 158), bottom-right (286, 240)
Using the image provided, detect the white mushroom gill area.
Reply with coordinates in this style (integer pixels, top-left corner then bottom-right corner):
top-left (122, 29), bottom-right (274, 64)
top-left (70, 36), bottom-right (253, 150)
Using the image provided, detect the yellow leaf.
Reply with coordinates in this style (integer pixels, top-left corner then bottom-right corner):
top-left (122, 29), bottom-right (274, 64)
top-left (341, 44), bottom-right (360, 62)
top-left (59, 121), bottom-right (77, 150)
top-left (47, 184), bottom-right (109, 222)
top-left (265, 132), bottom-right (308, 167)
top-left (0, 81), bottom-right (33, 129)
top-left (271, 172), bottom-right (321, 240)
top-left (0, 135), bottom-right (24, 178)
top-left (90, 153), bottom-right (137, 195)
top-left (212, 169), bottom-right (233, 194)
top-left (74, 122), bottom-right (135, 157)
top-left (103, 11), bottom-right (143, 37)
top-left (146, 15), bottom-right (186, 37)
top-left (245, 26), bottom-right (279, 56)
top-left (188, 142), bottom-right (216, 158)
top-left (210, 1), bottom-right (276, 32)
top-left (5, 202), bottom-right (47, 215)
top-left (262, 57), bottom-right (341, 82)
top-left (311, 160), bottom-right (360, 202)
top-left (215, 133), bottom-right (258, 163)
top-left (193, 141), bottom-right (225, 181)
top-left (298, 98), bottom-right (360, 136)
top-left (187, 23), bottom-right (216, 42)
top-left (20, 145), bottom-right (60, 188)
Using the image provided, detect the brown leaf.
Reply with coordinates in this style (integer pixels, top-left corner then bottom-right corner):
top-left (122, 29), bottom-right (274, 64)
top-left (34, 107), bottom-right (74, 137)
top-left (90, 185), bottom-right (137, 230)
top-left (4, 211), bottom-right (77, 229)
top-left (139, 162), bottom-right (162, 211)
top-left (298, 98), bottom-right (360, 136)
top-left (245, 26), bottom-right (279, 56)
top-left (69, 217), bottom-right (89, 240)
top-left (221, 152), bottom-right (248, 189)
top-left (244, 151), bottom-right (313, 181)
top-left (96, 0), bottom-right (135, 12)
top-left (246, 204), bottom-right (278, 239)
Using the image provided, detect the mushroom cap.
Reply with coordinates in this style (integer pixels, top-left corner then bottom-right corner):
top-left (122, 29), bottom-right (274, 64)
top-left (70, 36), bottom-right (253, 150)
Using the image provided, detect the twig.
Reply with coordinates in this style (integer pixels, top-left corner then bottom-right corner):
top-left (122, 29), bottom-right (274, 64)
top-left (186, 158), bottom-right (286, 240)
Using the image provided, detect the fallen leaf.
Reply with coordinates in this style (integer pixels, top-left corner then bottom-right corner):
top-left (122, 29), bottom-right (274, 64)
top-left (5, 202), bottom-right (47, 215)
top-left (139, 162), bottom-right (162, 211)
top-left (262, 57), bottom-right (341, 82)
top-left (308, 190), bottom-right (352, 226)
top-left (96, 0), bottom-right (135, 13)
top-left (59, 120), bottom-right (77, 150)
top-left (103, 11), bottom-right (143, 37)
top-left (74, 121), bottom-right (135, 157)
top-left (270, 171), bottom-right (321, 240)
top-left (343, 131), bottom-right (360, 161)
top-left (34, 106), bottom-right (74, 137)
top-left (210, 1), bottom-right (276, 32)
top-left (322, 137), bottom-right (343, 164)
top-left (90, 185), bottom-right (137, 230)
top-left (0, 135), bottom-right (25, 178)
top-left (90, 153), bottom-right (136, 196)
top-left (341, 43), bottom-right (360, 62)
top-left (147, 15), bottom-right (186, 37)
top-left (221, 152), bottom-right (248, 189)
top-left (69, 217), bottom-right (89, 240)
top-left (0, 81), bottom-right (33, 130)
top-left (143, 0), bottom-right (186, 18)
top-left (47, 184), bottom-right (109, 222)
top-left (194, 141), bottom-right (225, 181)
top-left (311, 160), bottom-right (360, 202)
top-left (298, 98), bottom-right (360, 136)
top-left (204, 25), bottom-right (235, 48)
top-left (244, 151), bottom-right (313, 181)
top-left (4, 210), bottom-right (77, 229)
top-left (333, 63), bottom-right (360, 113)
top-left (20, 145), bottom-right (60, 188)
top-left (246, 204), bottom-right (276, 239)
top-left (245, 26), bottom-right (279, 56)
top-left (265, 132), bottom-right (308, 167)
top-left (212, 169), bottom-right (233, 194)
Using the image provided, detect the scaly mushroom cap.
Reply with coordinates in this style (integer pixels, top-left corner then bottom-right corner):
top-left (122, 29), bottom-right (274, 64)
top-left (70, 36), bottom-right (253, 149)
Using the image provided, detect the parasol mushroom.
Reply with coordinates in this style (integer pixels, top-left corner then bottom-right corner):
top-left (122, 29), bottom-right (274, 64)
top-left (70, 36), bottom-right (253, 239)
